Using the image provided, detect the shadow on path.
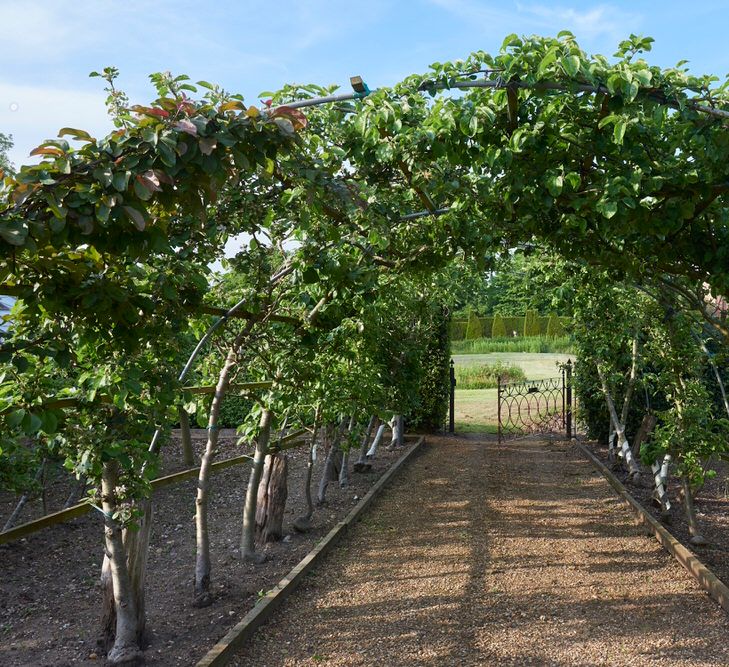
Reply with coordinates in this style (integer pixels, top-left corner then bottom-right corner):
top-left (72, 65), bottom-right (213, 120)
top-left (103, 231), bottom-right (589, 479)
top-left (231, 435), bottom-right (729, 667)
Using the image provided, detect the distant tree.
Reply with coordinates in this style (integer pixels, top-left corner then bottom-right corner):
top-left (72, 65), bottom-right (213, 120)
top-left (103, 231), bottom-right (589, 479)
top-left (0, 133), bottom-right (13, 175)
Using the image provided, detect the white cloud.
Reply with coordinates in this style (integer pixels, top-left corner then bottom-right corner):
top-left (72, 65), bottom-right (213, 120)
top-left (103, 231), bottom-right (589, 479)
top-left (0, 81), bottom-right (110, 169)
top-left (427, 0), bottom-right (642, 50)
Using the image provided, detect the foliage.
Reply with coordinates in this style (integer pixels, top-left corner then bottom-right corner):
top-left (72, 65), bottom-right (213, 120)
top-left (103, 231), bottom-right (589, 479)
top-left (465, 310), bottom-right (484, 339)
top-left (452, 335), bottom-right (573, 355)
top-left (546, 313), bottom-right (566, 337)
top-left (0, 133), bottom-right (13, 176)
top-left (523, 309), bottom-right (540, 337)
top-left (455, 362), bottom-right (526, 389)
top-left (492, 313), bottom-right (507, 338)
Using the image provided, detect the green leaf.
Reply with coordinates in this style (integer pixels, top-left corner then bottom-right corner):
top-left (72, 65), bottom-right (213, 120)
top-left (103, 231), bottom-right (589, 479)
top-left (112, 171), bottom-right (130, 192)
top-left (561, 55), bottom-right (580, 77)
top-left (6, 409), bottom-right (25, 429)
top-left (123, 206), bottom-right (146, 230)
top-left (598, 200), bottom-right (618, 219)
top-left (613, 119), bottom-right (627, 145)
top-left (546, 174), bottom-right (563, 197)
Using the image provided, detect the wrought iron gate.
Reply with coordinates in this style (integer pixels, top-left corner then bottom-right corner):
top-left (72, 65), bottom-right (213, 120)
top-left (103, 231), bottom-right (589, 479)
top-left (497, 360), bottom-right (574, 442)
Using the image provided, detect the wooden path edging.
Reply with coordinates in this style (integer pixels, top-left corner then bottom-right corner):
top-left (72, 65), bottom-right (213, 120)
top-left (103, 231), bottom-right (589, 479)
top-left (195, 435), bottom-right (426, 667)
top-left (578, 442), bottom-right (729, 613)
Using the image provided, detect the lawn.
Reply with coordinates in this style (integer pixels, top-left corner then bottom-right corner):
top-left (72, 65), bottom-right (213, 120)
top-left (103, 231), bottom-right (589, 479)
top-left (452, 352), bottom-right (574, 432)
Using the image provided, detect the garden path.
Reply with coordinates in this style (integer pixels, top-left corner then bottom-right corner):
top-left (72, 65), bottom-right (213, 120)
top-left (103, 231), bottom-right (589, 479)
top-left (231, 435), bottom-right (729, 666)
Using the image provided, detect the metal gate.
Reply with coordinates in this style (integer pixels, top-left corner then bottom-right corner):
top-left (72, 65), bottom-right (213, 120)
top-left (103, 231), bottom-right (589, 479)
top-left (497, 360), bottom-right (574, 443)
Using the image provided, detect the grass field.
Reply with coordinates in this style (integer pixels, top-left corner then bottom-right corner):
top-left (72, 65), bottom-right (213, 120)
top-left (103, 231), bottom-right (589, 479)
top-left (452, 352), bottom-right (573, 432)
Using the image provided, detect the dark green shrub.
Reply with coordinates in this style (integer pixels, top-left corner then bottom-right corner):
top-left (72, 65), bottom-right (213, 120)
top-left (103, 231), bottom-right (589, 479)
top-left (492, 313), bottom-right (507, 338)
top-left (465, 311), bottom-right (484, 339)
top-left (523, 309), bottom-right (540, 337)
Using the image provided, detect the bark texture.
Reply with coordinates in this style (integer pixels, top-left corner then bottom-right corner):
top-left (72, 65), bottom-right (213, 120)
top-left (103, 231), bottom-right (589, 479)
top-left (240, 408), bottom-right (273, 561)
top-left (101, 461), bottom-right (144, 667)
top-left (255, 453), bottom-right (288, 543)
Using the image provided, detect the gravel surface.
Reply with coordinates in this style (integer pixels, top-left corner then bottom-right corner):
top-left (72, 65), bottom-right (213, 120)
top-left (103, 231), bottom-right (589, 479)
top-left (232, 434), bottom-right (729, 667)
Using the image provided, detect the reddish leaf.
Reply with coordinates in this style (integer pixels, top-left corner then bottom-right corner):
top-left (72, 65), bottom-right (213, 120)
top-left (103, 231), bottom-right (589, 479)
top-left (174, 119), bottom-right (197, 136)
top-left (270, 106), bottom-right (308, 131)
top-left (29, 146), bottom-right (65, 157)
top-left (219, 100), bottom-right (246, 113)
top-left (131, 105), bottom-right (170, 119)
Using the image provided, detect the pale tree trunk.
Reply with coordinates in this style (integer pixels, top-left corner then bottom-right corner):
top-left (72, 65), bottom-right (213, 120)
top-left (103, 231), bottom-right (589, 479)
top-left (681, 474), bottom-right (707, 545)
top-left (99, 501), bottom-right (152, 657)
top-left (338, 415), bottom-right (356, 488)
top-left (597, 365), bottom-right (640, 481)
top-left (255, 453), bottom-right (288, 542)
top-left (317, 419), bottom-right (347, 505)
top-left (293, 412), bottom-right (321, 533)
top-left (366, 423), bottom-right (386, 459)
top-left (101, 461), bottom-right (144, 666)
top-left (652, 454), bottom-right (672, 519)
top-left (193, 325), bottom-right (253, 606)
top-left (240, 407), bottom-right (273, 562)
top-left (179, 409), bottom-right (195, 467)
top-left (354, 415), bottom-right (377, 471)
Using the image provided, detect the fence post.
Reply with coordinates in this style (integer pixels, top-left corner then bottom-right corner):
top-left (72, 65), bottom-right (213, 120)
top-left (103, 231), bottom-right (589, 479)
top-left (497, 374), bottom-right (502, 444)
top-left (566, 359), bottom-right (573, 439)
top-left (449, 359), bottom-right (456, 434)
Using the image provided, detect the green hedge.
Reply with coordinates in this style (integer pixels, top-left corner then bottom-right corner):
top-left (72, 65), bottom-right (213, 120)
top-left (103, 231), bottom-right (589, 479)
top-left (465, 311), bottom-right (484, 339)
top-left (451, 314), bottom-right (571, 341)
top-left (523, 309), bottom-right (540, 337)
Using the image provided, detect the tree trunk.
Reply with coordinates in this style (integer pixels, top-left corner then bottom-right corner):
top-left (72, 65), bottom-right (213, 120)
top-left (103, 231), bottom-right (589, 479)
top-left (255, 453), bottom-right (288, 543)
top-left (652, 454), bottom-right (672, 520)
top-left (339, 449), bottom-right (350, 488)
top-left (100, 499), bottom-right (152, 655)
top-left (317, 419), bottom-right (347, 505)
top-left (632, 413), bottom-right (657, 459)
top-left (681, 474), bottom-right (707, 545)
top-left (597, 365), bottom-right (640, 481)
top-left (240, 407), bottom-right (273, 562)
top-left (179, 409), bottom-right (195, 467)
top-left (366, 423), bottom-right (386, 459)
top-left (193, 324), bottom-right (252, 606)
top-left (354, 415), bottom-right (377, 471)
top-left (293, 414), bottom-right (320, 533)
top-left (101, 461), bottom-right (144, 667)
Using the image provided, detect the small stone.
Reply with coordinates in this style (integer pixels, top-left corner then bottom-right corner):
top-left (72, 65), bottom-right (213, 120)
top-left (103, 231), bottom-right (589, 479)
top-left (89, 653), bottom-right (98, 660)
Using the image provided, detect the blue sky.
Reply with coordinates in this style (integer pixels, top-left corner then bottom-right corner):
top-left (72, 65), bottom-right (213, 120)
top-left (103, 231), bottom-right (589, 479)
top-left (1, 0), bottom-right (728, 169)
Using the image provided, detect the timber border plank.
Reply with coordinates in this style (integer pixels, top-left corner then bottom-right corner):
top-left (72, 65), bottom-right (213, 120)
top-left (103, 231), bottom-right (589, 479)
top-left (195, 435), bottom-right (426, 667)
top-left (578, 442), bottom-right (729, 614)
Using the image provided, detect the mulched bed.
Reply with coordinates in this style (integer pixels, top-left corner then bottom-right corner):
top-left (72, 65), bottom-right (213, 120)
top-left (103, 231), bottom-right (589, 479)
top-left (0, 429), bottom-right (401, 666)
top-left (585, 438), bottom-right (729, 587)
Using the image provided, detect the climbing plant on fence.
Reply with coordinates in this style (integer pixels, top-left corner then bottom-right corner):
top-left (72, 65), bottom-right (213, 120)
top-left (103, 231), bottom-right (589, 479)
top-left (1, 31), bottom-right (729, 665)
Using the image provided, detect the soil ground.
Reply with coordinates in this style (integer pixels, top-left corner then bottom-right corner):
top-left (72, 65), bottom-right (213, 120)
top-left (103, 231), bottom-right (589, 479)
top-left (586, 438), bottom-right (729, 593)
top-left (232, 434), bottom-right (729, 667)
top-left (0, 429), bottom-right (401, 666)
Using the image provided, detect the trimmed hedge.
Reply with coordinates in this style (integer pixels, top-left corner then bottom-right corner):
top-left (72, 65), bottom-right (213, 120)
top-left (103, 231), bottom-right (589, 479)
top-left (465, 311), bottom-right (484, 339)
top-left (523, 309), bottom-right (540, 337)
top-left (492, 313), bottom-right (507, 338)
top-left (451, 314), bottom-right (571, 341)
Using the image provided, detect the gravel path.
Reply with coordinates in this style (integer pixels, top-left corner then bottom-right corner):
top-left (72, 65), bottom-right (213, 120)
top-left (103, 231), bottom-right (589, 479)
top-left (230, 435), bottom-right (729, 666)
